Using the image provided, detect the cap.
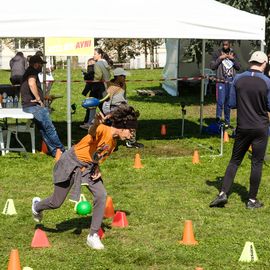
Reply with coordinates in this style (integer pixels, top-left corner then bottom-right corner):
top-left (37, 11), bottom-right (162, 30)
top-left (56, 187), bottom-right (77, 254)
top-left (29, 55), bottom-right (47, 65)
top-left (113, 67), bottom-right (127, 76)
top-left (248, 51), bottom-right (268, 64)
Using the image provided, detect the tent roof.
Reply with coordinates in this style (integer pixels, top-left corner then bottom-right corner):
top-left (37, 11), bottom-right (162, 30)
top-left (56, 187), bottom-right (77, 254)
top-left (0, 0), bottom-right (265, 40)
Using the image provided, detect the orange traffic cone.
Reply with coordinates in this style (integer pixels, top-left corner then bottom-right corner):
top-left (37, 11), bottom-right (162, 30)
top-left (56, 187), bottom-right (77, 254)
top-left (7, 249), bottom-right (21, 270)
top-left (41, 140), bottom-right (48, 154)
top-left (104, 196), bottom-right (115, 218)
top-left (112, 211), bottom-right (128, 227)
top-left (192, 150), bottom-right (200, 164)
top-left (224, 131), bottom-right (229, 143)
top-left (134, 153), bottom-right (143, 169)
top-left (54, 149), bottom-right (62, 162)
top-left (179, 220), bottom-right (198, 245)
top-left (31, 228), bottom-right (51, 248)
top-left (98, 228), bottom-right (105, 239)
top-left (161, 124), bottom-right (167, 136)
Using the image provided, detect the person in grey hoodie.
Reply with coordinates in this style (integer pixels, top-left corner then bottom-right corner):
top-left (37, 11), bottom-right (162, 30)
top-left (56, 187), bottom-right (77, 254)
top-left (9, 52), bottom-right (28, 85)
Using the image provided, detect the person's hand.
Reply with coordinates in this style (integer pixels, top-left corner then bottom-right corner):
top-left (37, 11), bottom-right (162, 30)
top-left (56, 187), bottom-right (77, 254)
top-left (219, 53), bottom-right (227, 60)
top-left (31, 99), bottom-right (44, 107)
top-left (90, 165), bottom-right (101, 181)
top-left (227, 53), bottom-right (234, 60)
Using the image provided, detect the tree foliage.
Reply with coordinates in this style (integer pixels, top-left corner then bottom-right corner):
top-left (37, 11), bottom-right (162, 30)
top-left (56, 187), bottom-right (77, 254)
top-left (97, 38), bottom-right (140, 63)
top-left (97, 38), bottom-right (164, 68)
top-left (218, 0), bottom-right (270, 52)
top-left (2, 38), bottom-right (43, 51)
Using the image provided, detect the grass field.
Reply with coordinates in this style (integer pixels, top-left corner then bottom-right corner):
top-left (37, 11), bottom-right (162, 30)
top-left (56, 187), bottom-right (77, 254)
top-left (1, 68), bottom-right (270, 269)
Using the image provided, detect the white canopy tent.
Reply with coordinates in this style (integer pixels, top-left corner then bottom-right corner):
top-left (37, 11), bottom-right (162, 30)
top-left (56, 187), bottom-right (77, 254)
top-left (0, 0), bottom-right (265, 146)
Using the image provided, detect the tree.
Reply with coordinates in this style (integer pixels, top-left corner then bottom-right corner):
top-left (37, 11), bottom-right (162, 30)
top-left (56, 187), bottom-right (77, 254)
top-left (97, 38), bottom-right (140, 64)
top-left (97, 38), bottom-right (164, 68)
top-left (217, 0), bottom-right (270, 53)
top-left (138, 39), bottom-right (164, 69)
top-left (2, 38), bottom-right (43, 51)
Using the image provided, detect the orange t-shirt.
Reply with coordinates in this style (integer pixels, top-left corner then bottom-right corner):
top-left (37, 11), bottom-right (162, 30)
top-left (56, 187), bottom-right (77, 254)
top-left (74, 124), bottom-right (116, 164)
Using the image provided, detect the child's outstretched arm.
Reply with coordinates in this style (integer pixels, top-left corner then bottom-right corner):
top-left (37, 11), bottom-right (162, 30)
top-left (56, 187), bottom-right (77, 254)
top-left (88, 112), bottom-right (106, 137)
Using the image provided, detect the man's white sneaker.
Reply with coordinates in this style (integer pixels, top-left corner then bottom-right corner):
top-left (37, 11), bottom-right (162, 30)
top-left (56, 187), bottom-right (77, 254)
top-left (86, 233), bottom-right (104, 250)
top-left (32, 197), bottom-right (43, 223)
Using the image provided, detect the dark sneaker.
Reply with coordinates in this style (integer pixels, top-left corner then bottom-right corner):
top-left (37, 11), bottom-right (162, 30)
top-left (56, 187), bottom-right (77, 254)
top-left (126, 141), bottom-right (144, 149)
top-left (246, 199), bottom-right (264, 209)
top-left (209, 193), bottom-right (228, 208)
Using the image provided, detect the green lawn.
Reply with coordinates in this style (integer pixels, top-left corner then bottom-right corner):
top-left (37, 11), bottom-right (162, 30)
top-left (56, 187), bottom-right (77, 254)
top-left (0, 68), bottom-right (270, 269)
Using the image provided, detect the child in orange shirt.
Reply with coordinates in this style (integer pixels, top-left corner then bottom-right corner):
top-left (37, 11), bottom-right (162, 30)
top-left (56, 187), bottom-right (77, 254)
top-left (31, 104), bottom-right (139, 250)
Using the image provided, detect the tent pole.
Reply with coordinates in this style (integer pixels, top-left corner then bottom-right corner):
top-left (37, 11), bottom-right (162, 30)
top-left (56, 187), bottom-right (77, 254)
top-left (177, 39), bottom-right (180, 95)
top-left (67, 56), bottom-right (72, 149)
top-left (43, 38), bottom-right (46, 97)
top-left (261, 40), bottom-right (265, 52)
top-left (199, 39), bottom-right (206, 134)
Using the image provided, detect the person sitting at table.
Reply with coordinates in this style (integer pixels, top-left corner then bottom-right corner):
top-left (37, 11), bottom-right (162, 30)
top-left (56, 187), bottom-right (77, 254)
top-left (20, 55), bottom-right (65, 157)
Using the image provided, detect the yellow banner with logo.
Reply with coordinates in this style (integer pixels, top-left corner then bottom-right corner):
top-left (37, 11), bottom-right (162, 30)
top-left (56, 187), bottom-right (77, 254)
top-left (45, 37), bottom-right (94, 56)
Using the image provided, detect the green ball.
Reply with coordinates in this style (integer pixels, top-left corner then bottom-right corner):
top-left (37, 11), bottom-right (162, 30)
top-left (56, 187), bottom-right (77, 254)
top-left (76, 201), bottom-right (92, 216)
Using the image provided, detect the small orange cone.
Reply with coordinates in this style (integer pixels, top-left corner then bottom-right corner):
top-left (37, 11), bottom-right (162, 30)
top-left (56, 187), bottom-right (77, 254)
top-left (111, 211), bottom-right (128, 227)
top-left (179, 220), bottom-right (198, 245)
top-left (104, 196), bottom-right (115, 218)
top-left (41, 140), bottom-right (48, 154)
top-left (224, 131), bottom-right (229, 143)
top-left (54, 149), bottom-right (62, 162)
top-left (134, 153), bottom-right (143, 169)
top-left (31, 228), bottom-right (51, 248)
top-left (192, 150), bottom-right (200, 164)
top-left (98, 228), bottom-right (105, 239)
top-left (161, 124), bottom-right (167, 136)
top-left (7, 249), bottom-right (21, 270)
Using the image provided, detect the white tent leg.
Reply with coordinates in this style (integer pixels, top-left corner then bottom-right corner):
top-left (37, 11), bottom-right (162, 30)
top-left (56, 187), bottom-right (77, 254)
top-left (261, 40), bottom-right (265, 52)
top-left (67, 56), bottom-right (72, 149)
top-left (199, 39), bottom-right (206, 134)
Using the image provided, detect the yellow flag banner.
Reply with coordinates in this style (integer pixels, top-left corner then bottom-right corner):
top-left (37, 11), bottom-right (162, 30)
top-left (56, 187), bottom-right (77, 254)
top-left (45, 37), bottom-right (94, 56)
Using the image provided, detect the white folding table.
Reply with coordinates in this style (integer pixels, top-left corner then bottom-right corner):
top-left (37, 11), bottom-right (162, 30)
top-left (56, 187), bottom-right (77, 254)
top-left (0, 108), bottom-right (35, 155)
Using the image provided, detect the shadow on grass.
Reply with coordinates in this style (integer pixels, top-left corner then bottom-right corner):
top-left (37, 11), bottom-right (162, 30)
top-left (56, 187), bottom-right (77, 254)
top-left (36, 217), bottom-right (112, 235)
top-left (7, 117), bottom-right (220, 153)
top-left (128, 81), bottom-right (216, 106)
top-left (206, 177), bottom-right (249, 203)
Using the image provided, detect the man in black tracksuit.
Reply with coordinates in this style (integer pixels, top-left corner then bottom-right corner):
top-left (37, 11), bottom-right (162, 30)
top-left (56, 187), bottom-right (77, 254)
top-left (210, 51), bottom-right (270, 209)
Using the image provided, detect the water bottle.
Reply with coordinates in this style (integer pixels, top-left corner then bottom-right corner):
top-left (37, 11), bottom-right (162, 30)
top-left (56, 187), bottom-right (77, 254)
top-left (2, 92), bottom-right (7, 108)
top-left (13, 95), bottom-right (19, 108)
top-left (6, 96), bottom-right (11, 108)
top-left (9, 96), bottom-right (13, 108)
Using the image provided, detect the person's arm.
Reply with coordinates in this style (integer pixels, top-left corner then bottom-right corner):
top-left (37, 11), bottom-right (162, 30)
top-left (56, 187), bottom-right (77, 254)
top-left (88, 112), bottom-right (107, 137)
top-left (210, 51), bottom-right (224, 70)
top-left (266, 79), bottom-right (270, 112)
top-left (229, 78), bottom-right (237, 109)
top-left (28, 76), bottom-right (44, 107)
top-left (228, 52), bottom-right (241, 71)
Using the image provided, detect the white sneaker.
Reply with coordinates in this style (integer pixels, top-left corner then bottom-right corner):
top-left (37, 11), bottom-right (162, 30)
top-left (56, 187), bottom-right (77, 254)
top-left (32, 197), bottom-right (43, 223)
top-left (86, 233), bottom-right (104, 250)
